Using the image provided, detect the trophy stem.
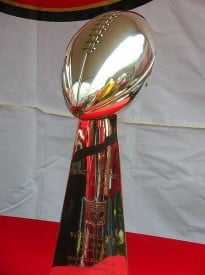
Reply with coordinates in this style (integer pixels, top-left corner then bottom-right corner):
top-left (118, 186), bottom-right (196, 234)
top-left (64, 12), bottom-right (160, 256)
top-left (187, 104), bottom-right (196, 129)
top-left (52, 115), bottom-right (127, 273)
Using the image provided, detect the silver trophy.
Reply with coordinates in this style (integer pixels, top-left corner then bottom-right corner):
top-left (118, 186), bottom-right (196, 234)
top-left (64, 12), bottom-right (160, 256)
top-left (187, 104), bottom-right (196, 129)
top-left (52, 10), bottom-right (155, 274)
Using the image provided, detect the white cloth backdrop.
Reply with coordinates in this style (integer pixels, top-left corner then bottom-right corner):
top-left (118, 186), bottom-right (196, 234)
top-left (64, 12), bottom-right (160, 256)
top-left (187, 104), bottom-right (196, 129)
top-left (1, 0), bottom-right (205, 244)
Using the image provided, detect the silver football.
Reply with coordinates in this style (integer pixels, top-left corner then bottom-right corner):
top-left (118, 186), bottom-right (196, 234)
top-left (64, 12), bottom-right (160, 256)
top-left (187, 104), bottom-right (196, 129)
top-left (62, 10), bottom-right (155, 120)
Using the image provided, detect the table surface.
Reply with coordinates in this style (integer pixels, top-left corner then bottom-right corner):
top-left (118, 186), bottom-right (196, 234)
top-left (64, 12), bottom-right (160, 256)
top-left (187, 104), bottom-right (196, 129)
top-left (1, 215), bottom-right (205, 275)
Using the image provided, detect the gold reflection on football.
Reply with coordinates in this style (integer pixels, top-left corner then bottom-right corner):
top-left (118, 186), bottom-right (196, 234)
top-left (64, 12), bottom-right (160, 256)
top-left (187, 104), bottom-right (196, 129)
top-left (62, 11), bottom-right (155, 120)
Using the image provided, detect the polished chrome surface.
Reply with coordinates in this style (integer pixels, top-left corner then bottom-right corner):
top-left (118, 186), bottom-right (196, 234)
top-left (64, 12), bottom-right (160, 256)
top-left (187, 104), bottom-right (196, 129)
top-left (53, 10), bottom-right (155, 274)
top-left (63, 11), bottom-right (155, 119)
top-left (53, 116), bottom-right (127, 271)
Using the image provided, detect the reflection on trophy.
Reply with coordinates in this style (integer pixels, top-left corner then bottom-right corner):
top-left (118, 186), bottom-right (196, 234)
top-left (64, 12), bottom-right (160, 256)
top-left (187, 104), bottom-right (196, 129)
top-left (52, 10), bottom-right (155, 274)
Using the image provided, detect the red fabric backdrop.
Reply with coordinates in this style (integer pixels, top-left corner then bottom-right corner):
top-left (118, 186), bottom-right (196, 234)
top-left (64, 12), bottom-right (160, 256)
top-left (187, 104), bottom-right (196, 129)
top-left (1, 215), bottom-right (205, 275)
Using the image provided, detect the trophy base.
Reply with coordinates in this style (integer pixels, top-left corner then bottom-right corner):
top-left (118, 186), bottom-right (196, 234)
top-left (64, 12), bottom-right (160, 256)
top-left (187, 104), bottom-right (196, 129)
top-left (50, 255), bottom-right (127, 275)
top-left (52, 115), bottom-right (127, 274)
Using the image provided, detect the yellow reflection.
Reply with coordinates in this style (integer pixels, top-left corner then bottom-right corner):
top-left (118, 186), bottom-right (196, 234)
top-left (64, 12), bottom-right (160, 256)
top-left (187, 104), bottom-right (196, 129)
top-left (91, 34), bottom-right (145, 91)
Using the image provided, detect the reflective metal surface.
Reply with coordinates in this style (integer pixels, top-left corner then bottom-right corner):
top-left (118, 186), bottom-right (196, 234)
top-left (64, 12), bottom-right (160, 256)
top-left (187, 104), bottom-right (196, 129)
top-left (63, 11), bottom-right (155, 119)
top-left (52, 10), bottom-right (155, 274)
top-left (53, 116), bottom-right (127, 271)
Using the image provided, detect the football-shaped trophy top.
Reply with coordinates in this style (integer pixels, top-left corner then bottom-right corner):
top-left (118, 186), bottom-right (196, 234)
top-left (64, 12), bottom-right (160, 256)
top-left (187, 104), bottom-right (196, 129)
top-left (62, 11), bottom-right (155, 120)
